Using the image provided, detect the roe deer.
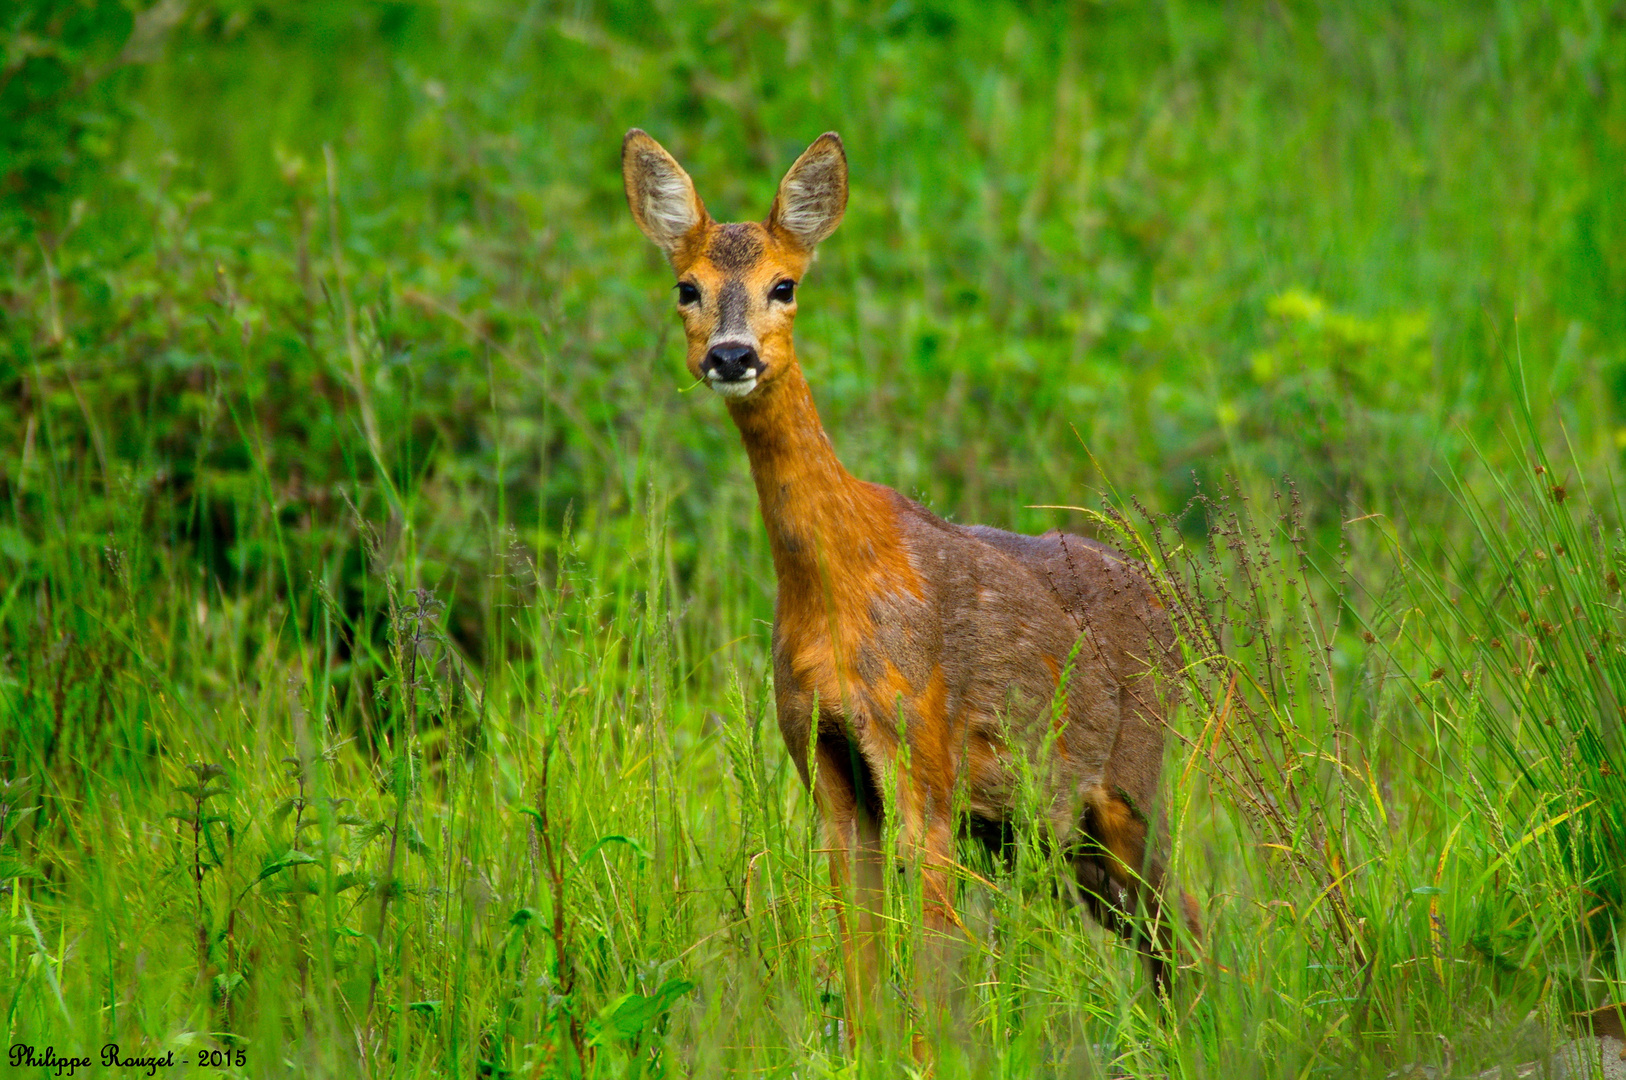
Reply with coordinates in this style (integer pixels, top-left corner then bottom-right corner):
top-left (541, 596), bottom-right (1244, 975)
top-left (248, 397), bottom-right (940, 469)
top-left (623, 128), bottom-right (1197, 1039)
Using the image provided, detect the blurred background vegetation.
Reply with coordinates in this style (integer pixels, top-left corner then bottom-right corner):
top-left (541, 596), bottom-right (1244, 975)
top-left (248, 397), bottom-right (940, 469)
top-left (4, 1), bottom-right (1626, 1076)
top-left (6, 0), bottom-right (1625, 589)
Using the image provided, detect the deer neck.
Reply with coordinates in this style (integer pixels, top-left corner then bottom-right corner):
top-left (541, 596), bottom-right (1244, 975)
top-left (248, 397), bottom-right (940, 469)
top-left (726, 360), bottom-right (895, 596)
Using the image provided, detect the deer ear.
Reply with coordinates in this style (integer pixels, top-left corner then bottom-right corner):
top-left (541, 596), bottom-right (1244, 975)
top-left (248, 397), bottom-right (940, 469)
top-left (623, 129), bottom-right (709, 261)
top-left (767, 132), bottom-right (847, 252)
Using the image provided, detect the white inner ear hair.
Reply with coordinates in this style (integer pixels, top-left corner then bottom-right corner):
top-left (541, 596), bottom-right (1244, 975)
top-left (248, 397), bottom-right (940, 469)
top-left (639, 156), bottom-right (699, 247)
top-left (779, 160), bottom-right (842, 244)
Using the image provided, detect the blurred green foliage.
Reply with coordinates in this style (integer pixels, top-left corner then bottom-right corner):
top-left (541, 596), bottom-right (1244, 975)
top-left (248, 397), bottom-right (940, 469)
top-left (2, 0), bottom-right (150, 234)
top-left (5, 1), bottom-right (1625, 584)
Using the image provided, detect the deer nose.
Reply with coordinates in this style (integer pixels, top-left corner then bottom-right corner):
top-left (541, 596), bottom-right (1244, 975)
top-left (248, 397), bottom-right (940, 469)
top-left (702, 343), bottom-right (760, 383)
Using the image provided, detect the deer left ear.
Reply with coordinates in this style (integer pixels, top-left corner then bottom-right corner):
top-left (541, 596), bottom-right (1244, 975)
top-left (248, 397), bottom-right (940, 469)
top-left (767, 133), bottom-right (847, 252)
top-left (623, 129), bottom-right (710, 262)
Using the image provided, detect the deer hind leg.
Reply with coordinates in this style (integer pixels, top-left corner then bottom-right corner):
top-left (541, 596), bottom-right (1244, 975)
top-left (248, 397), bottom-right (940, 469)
top-left (1073, 785), bottom-right (1197, 996)
top-left (814, 730), bottom-right (886, 1049)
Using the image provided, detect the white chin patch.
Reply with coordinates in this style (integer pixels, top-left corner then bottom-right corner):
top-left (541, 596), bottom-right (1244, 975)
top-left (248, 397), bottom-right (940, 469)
top-left (708, 375), bottom-right (758, 399)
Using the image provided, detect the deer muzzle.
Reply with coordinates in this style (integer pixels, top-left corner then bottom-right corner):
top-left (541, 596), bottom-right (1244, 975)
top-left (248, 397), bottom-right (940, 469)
top-left (701, 342), bottom-right (763, 397)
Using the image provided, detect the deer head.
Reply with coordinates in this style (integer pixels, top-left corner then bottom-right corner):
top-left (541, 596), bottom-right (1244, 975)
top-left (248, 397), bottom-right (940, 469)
top-left (623, 129), bottom-right (848, 401)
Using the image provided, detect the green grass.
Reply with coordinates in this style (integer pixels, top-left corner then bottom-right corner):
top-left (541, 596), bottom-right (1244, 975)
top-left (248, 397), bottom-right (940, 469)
top-left (3, 0), bottom-right (1626, 1075)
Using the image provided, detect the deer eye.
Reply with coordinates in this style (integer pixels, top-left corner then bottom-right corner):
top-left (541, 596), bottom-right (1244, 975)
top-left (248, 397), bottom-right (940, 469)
top-left (676, 281), bottom-right (700, 306)
top-left (770, 279), bottom-right (796, 304)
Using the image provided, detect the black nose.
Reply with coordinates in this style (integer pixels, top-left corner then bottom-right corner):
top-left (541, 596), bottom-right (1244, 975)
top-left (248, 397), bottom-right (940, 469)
top-left (702, 343), bottom-right (760, 382)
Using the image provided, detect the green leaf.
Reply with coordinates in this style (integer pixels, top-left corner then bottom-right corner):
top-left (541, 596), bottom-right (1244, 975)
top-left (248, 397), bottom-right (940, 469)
top-left (171, 782), bottom-right (228, 802)
top-left (212, 971), bottom-right (246, 1004)
top-left (404, 822), bottom-right (433, 856)
top-left (576, 834), bottom-right (650, 869)
top-left (588, 978), bottom-right (695, 1046)
top-left (255, 850), bottom-right (320, 885)
top-left (0, 849), bottom-right (43, 882)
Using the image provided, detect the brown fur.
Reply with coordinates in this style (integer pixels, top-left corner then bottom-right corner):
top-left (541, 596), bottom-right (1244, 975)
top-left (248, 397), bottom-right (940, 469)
top-left (624, 128), bottom-right (1198, 1041)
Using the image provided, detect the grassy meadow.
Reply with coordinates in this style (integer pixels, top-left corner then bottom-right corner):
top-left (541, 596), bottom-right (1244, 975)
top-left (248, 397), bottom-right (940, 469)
top-left (4, 0), bottom-right (1626, 1075)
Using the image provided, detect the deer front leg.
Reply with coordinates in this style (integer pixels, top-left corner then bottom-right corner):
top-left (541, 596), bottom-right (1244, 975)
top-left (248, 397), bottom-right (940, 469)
top-left (814, 737), bottom-right (885, 1051)
top-left (898, 789), bottom-right (961, 1061)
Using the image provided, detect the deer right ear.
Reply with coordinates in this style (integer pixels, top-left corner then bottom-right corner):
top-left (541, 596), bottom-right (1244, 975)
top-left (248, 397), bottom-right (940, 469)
top-left (768, 132), bottom-right (848, 252)
top-left (623, 129), bottom-right (709, 261)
